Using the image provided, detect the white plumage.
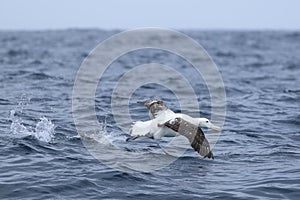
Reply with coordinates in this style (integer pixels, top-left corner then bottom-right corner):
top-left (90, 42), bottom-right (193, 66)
top-left (128, 99), bottom-right (221, 159)
top-left (130, 109), bottom-right (177, 139)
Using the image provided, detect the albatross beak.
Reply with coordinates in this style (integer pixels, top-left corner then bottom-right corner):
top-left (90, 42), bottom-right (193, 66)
top-left (210, 124), bottom-right (222, 131)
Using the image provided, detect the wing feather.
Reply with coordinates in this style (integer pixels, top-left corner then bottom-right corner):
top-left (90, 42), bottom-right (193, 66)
top-left (164, 117), bottom-right (214, 159)
top-left (138, 99), bottom-right (168, 118)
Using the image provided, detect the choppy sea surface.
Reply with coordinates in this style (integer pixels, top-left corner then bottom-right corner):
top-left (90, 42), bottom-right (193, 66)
top-left (0, 29), bottom-right (299, 199)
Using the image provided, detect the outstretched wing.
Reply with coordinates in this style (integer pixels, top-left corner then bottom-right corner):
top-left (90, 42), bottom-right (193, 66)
top-left (137, 99), bottom-right (168, 118)
top-left (164, 117), bottom-right (214, 159)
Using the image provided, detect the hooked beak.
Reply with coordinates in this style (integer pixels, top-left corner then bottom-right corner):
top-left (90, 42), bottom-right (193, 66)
top-left (210, 123), bottom-right (221, 131)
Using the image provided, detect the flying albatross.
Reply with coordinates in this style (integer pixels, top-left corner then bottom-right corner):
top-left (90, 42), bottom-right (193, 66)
top-left (128, 99), bottom-right (221, 159)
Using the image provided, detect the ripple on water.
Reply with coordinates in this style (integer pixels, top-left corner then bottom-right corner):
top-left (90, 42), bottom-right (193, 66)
top-left (0, 30), bottom-right (300, 199)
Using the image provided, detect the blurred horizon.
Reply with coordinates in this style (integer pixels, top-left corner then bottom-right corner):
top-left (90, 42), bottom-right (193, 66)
top-left (1, 28), bottom-right (300, 32)
top-left (0, 0), bottom-right (299, 31)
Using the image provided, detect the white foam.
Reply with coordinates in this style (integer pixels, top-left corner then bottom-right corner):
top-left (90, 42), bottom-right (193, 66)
top-left (33, 117), bottom-right (55, 143)
top-left (9, 110), bottom-right (55, 143)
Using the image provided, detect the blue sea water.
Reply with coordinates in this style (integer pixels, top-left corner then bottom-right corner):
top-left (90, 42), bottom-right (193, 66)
top-left (0, 29), bottom-right (299, 199)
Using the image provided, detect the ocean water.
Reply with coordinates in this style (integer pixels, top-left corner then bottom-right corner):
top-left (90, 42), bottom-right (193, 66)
top-left (0, 29), bottom-right (299, 199)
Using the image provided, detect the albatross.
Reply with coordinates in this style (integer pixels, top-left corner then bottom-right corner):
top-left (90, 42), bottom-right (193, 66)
top-left (128, 99), bottom-right (221, 159)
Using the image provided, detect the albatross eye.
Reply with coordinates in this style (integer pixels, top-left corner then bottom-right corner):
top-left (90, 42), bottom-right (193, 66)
top-left (206, 120), bottom-right (209, 123)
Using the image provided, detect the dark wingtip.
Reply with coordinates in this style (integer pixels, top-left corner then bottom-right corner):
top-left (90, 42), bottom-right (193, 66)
top-left (204, 151), bottom-right (214, 159)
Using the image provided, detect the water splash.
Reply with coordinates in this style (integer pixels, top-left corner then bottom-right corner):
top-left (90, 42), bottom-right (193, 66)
top-left (34, 117), bottom-right (55, 142)
top-left (9, 110), bottom-right (29, 136)
top-left (9, 110), bottom-right (55, 143)
top-left (80, 119), bottom-right (111, 144)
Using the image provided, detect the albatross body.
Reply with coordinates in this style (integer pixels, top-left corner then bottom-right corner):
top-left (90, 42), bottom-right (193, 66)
top-left (128, 99), bottom-right (221, 159)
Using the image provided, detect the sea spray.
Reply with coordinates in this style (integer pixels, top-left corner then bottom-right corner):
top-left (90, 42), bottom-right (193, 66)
top-left (33, 117), bottom-right (55, 143)
top-left (9, 110), bottom-right (55, 143)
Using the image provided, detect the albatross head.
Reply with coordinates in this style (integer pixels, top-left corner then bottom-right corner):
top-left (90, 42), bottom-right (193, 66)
top-left (198, 118), bottom-right (221, 131)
